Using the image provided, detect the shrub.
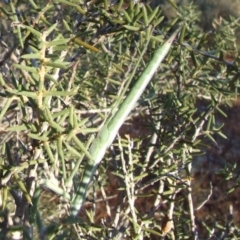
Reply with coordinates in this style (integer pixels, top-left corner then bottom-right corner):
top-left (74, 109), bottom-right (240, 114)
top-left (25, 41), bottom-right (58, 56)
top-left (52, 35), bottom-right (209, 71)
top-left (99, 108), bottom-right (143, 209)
top-left (0, 0), bottom-right (239, 239)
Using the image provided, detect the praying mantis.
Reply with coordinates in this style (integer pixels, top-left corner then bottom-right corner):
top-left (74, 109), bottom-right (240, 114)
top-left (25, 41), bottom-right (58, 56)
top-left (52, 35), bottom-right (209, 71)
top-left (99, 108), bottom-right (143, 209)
top-left (70, 28), bottom-right (180, 217)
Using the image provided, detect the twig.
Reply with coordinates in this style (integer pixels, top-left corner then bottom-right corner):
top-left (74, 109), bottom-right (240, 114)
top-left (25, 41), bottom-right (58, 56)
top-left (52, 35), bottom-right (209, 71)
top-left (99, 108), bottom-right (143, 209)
top-left (195, 182), bottom-right (213, 211)
top-left (187, 176), bottom-right (198, 239)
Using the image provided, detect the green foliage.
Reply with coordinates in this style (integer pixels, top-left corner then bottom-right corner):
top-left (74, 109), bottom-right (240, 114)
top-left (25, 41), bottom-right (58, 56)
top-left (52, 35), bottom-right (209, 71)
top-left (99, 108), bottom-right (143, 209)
top-left (0, 0), bottom-right (239, 239)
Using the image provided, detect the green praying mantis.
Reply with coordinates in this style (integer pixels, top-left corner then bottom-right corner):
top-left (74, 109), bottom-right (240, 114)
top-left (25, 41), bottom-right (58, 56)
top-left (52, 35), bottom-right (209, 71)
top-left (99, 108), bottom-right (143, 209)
top-left (70, 28), bottom-right (180, 217)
